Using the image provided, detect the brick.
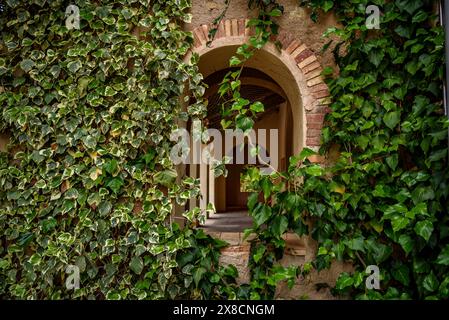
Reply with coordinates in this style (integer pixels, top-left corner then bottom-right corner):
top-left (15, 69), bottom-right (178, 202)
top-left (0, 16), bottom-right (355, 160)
top-left (307, 76), bottom-right (324, 87)
top-left (238, 19), bottom-right (245, 36)
top-left (302, 61), bottom-right (321, 74)
top-left (305, 68), bottom-right (323, 80)
top-left (225, 20), bottom-right (232, 37)
top-left (201, 24), bottom-right (209, 42)
top-left (308, 122), bottom-right (323, 129)
top-left (298, 55), bottom-right (317, 69)
top-left (217, 21), bottom-right (225, 39)
top-left (314, 105), bottom-right (332, 114)
top-left (280, 35), bottom-right (295, 50)
top-left (307, 129), bottom-right (322, 137)
top-left (285, 40), bottom-right (301, 54)
top-left (193, 30), bottom-right (202, 47)
top-left (295, 49), bottom-right (313, 64)
top-left (276, 30), bottom-right (288, 46)
top-left (310, 83), bottom-right (328, 93)
top-left (312, 90), bottom-right (330, 99)
top-left (307, 113), bottom-right (325, 123)
top-left (231, 19), bottom-right (238, 36)
top-left (194, 27), bottom-right (206, 45)
top-left (291, 44), bottom-right (307, 58)
top-left (306, 137), bottom-right (321, 146)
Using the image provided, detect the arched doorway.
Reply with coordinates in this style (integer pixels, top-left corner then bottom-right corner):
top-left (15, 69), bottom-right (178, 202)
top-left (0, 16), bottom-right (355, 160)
top-left (183, 19), bottom-right (330, 232)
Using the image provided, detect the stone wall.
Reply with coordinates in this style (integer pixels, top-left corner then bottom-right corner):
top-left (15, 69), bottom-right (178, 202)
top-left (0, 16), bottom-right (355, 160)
top-left (189, 0), bottom-right (340, 69)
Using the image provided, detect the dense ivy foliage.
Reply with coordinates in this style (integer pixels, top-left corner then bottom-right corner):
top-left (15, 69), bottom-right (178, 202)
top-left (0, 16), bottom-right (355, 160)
top-left (219, 0), bottom-right (449, 300)
top-left (1, 0), bottom-right (448, 301)
top-left (263, 0), bottom-right (449, 299)
top-left (0, 0), bottom-right (241, 299)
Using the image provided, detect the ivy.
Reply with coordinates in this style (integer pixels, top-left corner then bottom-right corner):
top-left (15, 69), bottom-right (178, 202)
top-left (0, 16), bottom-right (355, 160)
top-left (213, 0), bottom-right (449, 300)
top-left (1, 0), bottom-right (448, 301)
top-left (276, 0), bottom-right (448, 299)
top-left (0, 0), bottom-right (239, 299)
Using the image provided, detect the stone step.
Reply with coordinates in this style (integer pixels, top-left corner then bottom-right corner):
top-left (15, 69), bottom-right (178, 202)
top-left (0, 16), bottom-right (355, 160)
top-left (200, 210), bottom-right (252, 232)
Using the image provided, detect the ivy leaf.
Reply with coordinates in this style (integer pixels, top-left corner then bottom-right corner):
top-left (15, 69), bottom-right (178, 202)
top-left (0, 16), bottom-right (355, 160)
top-left (153, 169), bottom-right (177, 187)
top-left (422, 272), bottom-right (439, 293)
top-left (398, 234), bottom-right (414, 255)
top-left (335, 273), bottom-right (354, 290)
top-left (253, 246), bottom-right (266, 263)
top-left (229, 56), bottom-right (241, 66)
top-left (20, 59), bottom-right (35, 72)
top-left (67, 60), bottom-right (82, 73)
top-left (130, 256), bottom-right (143, 275)
top-left (414, 220), bottom-right (434, 241)
top-left (106, 177), bottom-right (124, 194)
top-left (435, 245), bottom-right (449, 266)
top-left (383, 111), bottom-right (401, 130)
top-left (104, 86), bottom-right (117, 96)
top-left (305, 165), bottom-right (323, 177)
top-left (322, 0), bottom-right (334, 12)
top-left (235, 116), bottom-right (254, 133)
top-left (368, 50), bottom-right (384, 68)
top-left (271, 215), bottom-right (289, 236)
top-left (253, 204), bottom-right (271, 227)
top-left (391, 215), bottom-right (409, 232)
top-left (250, 101), bottom-right (264, 113)
top-left (193, 267), bottom-right (207, 287)
top-left (392, 265), bottom-right (410, 286)
top-left (395, 0), bottom-right (423, 15)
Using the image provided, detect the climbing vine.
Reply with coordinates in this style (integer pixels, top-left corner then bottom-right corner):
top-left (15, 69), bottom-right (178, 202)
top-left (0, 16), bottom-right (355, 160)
top-left (0, 0), bottom-right (240, 299)
top-left (228, 0), bottom-right (449, 300)
top-left (293, 0), bottom-right (449, 299)
top-left (1, 0), bottom-right (448, 301)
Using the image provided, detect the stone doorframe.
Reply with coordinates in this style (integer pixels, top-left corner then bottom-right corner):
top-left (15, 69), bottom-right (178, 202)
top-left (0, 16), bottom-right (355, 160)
top-left (187, 18), bottom-right (331, 162)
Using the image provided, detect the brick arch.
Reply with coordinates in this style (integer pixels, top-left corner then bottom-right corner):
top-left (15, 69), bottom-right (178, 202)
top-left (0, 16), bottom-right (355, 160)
top-left (189, 18), bottom-right (331, 160)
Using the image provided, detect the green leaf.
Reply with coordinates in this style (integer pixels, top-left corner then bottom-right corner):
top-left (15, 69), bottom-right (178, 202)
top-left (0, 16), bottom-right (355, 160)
top-left (436, 245), bottom-right (449, 266)
top-left (235, 116), bottom-right (254, 133)
top-left (271, 215), bottom-right (289, 236)
top-left (253, 246), bottom-right (266, 263)
top-left (395, 0), bottom-right (423, 15)
top-left (335, 273), bottom-right (354, 290)
top-left (398, 234), bottom-right (414, 255)
top-left (130, 256), bottom-right (143, 275)
top-left (422, 272), bottom-right (439, 293)
top-left (392, 265), bottom-right (410, 286)
top-left (67, 60), bottom-right (82, 73)
top-left (391, 215), bottom-right (409, 232)
top-left (368, 50), bottom-right (384, 68)
top-left (106, 177), bottom-right (124, 194)
top-left (193, 267), bottom-right (207, 287)
top-left (322, 0), bottom-right (334, 12)
top-left (305, 165), bottom-right (323, 177)
top-left (20, 59), bottom-right (35, 72)
top-left (383, 111), bottom-right (401, 130)
top-left (229, 56), bottom-right (241, 66)
top-left (253, 204), bottom-right (272, 227)
top-left (414, 220), bottom-right (434, 241)
top-left (153, 169), bottom-right (177, 187)
top-left (250, 101), bottom-right (264, 113)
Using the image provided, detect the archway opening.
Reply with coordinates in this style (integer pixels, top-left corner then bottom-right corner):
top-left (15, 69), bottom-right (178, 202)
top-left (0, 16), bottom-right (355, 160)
top-left (199, 67), bottom-right (294, 232)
